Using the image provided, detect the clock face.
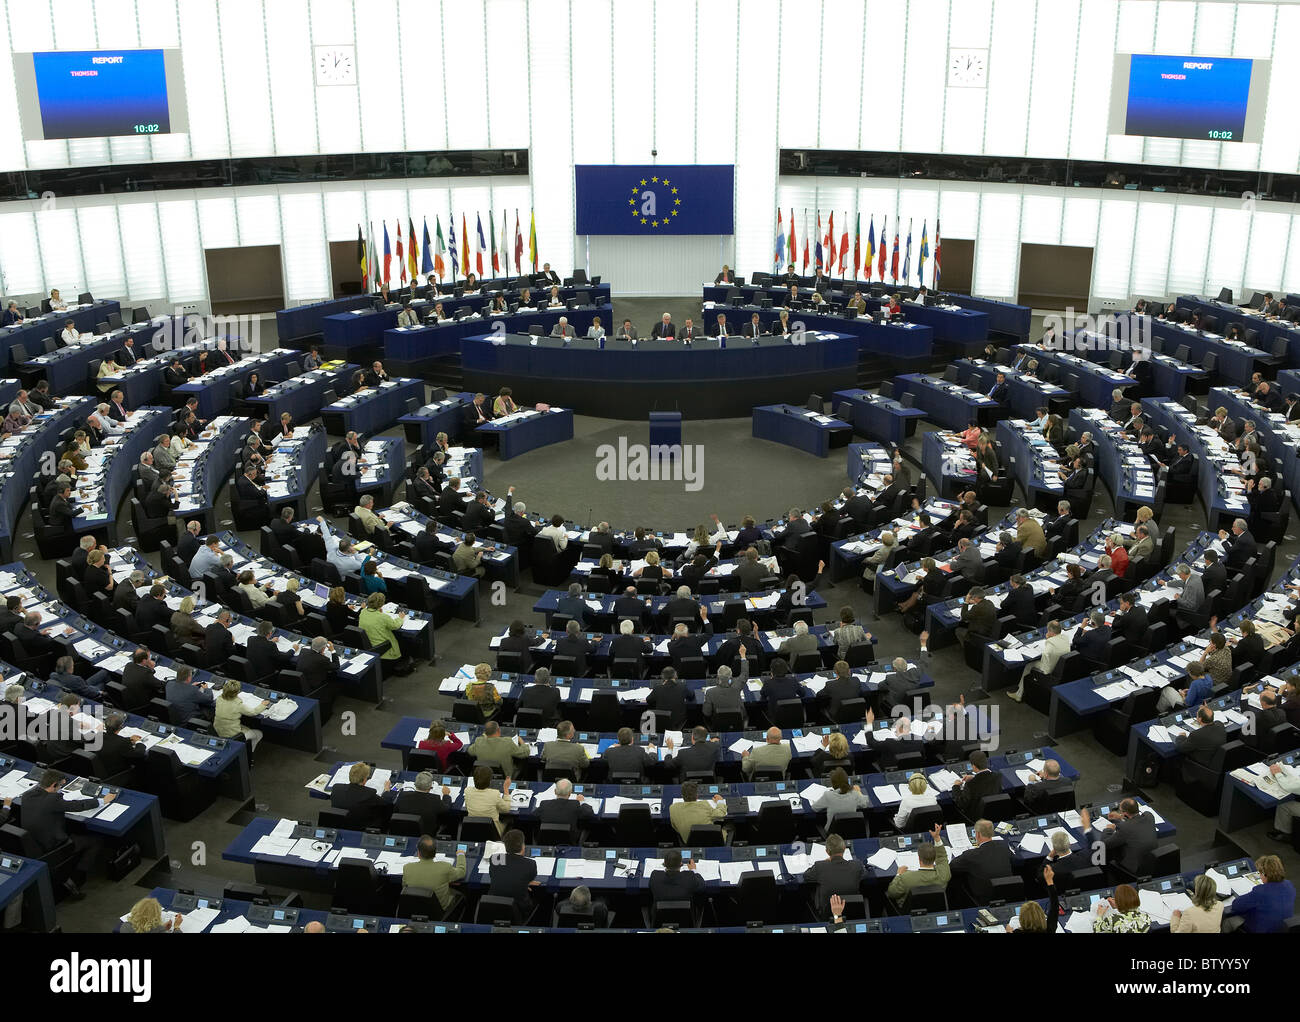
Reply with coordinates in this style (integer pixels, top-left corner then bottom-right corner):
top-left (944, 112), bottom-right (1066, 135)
top-left (947, 47), bottom-right (989, 88)
top-left (315, 44), bottom-right (357, 86)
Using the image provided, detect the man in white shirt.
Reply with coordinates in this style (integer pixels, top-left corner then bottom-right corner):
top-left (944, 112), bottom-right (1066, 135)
top-left (318, 517), bottom-right (367, 574)
top-left (90, 404), bottom-right (125, 435)
top-left (60, 320), bottom-right (79, 345)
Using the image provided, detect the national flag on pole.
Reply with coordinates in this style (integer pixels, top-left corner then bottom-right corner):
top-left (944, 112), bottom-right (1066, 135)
top-left (866, 217), bottom-right (876, 281)
top-left (839, 214), bottom-right (849, 276)
top-left (447, 216), bottom-right (458, 281)
top-left (369, 225), bottom-right (379, 290)
top-left (787, 209), bottom-right (796, 271)
top-left (890, 223), bottom-right (900, 283)
top-left (918, 220), bottom-right (929, 286)
top-left (395, 221), bottom-right (406, 285)
top-left (475, 214), bottom-right (486, 277)
top-left (514, 210), bottom-right (523, 273)
top-left (802, 209), bottom-right (810, 271)
top-left (407, 217), bottom-right (419, 283)
top-left (357, 224), bottom-right (367, 291)
top-left (877, 216), bottom-right (888, 281)
top-left (902, 218), bottom-right (912, 285)
top-left (489, 211), bottom-right (499, 275)
top-left (499, 211), bottom-right (510, 278)
top-left (933, 217), bottom-right (942, 289)
top-left (814, 211), bottom-right (823, 270)
top-left (528, 209), bottom-right (538, 271)
top-left (852, 213), bottom-right (861, 280)
top-left (382, 222), bottom-right (392, 286)
top-left (773, 209), bottom-right (785, 272)
top-left (421, 218), bottom-right (434, 276)
top-left (460, 214), bottom-right (470, 276)
top-left (825, 211), bottom-right (836, 273)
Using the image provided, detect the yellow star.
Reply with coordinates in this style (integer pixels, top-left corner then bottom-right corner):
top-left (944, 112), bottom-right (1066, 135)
top-left (671, 187), bottom-right (678, 194)
top-left (628, 197), bottom-right (635, 205)
top-left (651, 176), bottom-right (659, 183)
top-left (639, 178), bottom-right (647, 185)
top-left (640, 217), bottom-right (647, 224)
top-left (662, 179), bottom-right (670, 186)
top-left (674, 198), bottom-right (681, 205)
top-left (651, 220), bottom-right (659, 227)
top-left (671, 209), bottom-right (678, 216)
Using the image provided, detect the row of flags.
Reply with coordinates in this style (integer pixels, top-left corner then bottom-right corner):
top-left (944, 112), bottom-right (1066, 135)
top-left (357, 209), bottom-right (540, 290)
top-left (774, 208), bottom-right (941, 288)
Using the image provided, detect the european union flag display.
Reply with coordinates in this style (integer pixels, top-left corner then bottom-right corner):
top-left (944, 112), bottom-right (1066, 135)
top-left (575, 164), bottom-right (735, 235)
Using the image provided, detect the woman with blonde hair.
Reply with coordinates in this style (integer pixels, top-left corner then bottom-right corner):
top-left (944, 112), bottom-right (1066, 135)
top-left (1123, 506), bottom-right (1155, 548)
top-left (325, 585), bottom-right (351, 635)
top-left (1170, 873), bottom-right (1224, 933)
top-left (893, 772), bottom-right (939, 830)
top-left (170, 594), bottom-right (206, 645)
top-left (276, 575), bottom-right (304, 622)
top-left (214, 678), bottom-right (267, 750)
top-left (810, 731), bottom-right (853, 776)
top-left (465, 662), bottom-right (501, 720)
top-left (1011, 863), bottom-right (1059, 932)
top-left (122, 896), bottom-right (181, 933)
top-left (633, 548), bottom-right (664, 580)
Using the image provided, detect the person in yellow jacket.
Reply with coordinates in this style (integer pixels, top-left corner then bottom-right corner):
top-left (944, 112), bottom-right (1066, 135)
top-left (668, 780), bottom-right (727, 844)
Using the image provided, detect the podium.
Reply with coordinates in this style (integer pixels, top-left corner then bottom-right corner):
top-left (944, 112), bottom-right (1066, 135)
top-left (649, 411), bottom-right (682, 453)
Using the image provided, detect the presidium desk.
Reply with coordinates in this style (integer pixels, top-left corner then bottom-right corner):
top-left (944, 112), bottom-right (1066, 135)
top-left (457, 330), bottom-right (861, 419)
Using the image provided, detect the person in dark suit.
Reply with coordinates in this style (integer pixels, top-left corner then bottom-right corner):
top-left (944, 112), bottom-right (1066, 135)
top-left (949, 818), bottom-right (1017, 900)
top-left (488, 828), bottom-right (540, 921)
top-left (15, 611), bottom-right (58, 657)
top-left (176, 520), bottom-right (203, 566)
top-left (119, 648), bottom-right (160, 709)
top-left (1220, 519), bottom-right (1257, 571)
top-left (46, 483), bottom-right (75, 530)
top-left (988, 372), bottom-right (1009, 403)
top-left (956, 588), bottom-right (997, 649)
top-left (609, 618), bottom-right (650, 667)
top-left (670, 726), bottom-right (722, 780)
top-left (1070, 610), bottom-right (1113, 664)
top-left (331, 761), bottom-right (395, 829)
top-left (409, 467), bottom-right (440, 505)
top-left (1040, 830), bottom-right (1093, 887)
top-left (133, 585), bottom-right (172, 634)
top-left (16, 769), bottom-right (115, 896)
top-left (759, 659), bottom-right (805, 720)
top-left (267, 507), bottom-right (299, 551)
top-left (298, 637), bottom-right (340, 693)
top-left (234, 467), bottom-right (267, 510)
top-left (537, 778), bottom-right (595, 838)
top-left (1174, 703), bottom-right (1227, 777)
top-left (803, 833), bottom-right (868, 918)
top-left (410, 520), bottom-right (442, 565)
top-left (437, 481), bottom-right (467, 519)
top-left (0, 595), bottom-right (22, 636)
top-left (80, 550), bottom-right (115, 597)
top-left (821, 660), bottom-right (863, 720)
top-left (666, 615), bottom-right (713, 668)
top-left (601, 727), bottom-right (656, 780)
top-left (247, 619), bottom-right (296, 679)
top-left (497, 620), bottom-right (536, 673)
top-left (552, 620), bottom-right (595, 675)
top-left (461, 491), bottom-right (497, 532)
top-left (778, 508), bottom-right (813, 553)
top-left (1002, 574), bottom-right (1037, 628)
top-left (951, 750), bottom-right (1002, 819)
top-left (647, 667), bottom-right (695, 730)
top-left (1111, 593), bottom-right (1148, 645)
top-left (1244, 690), bottom-right (1286, 751)
top-left (518, 668), bottom-right (562, 725)
top-left (554, 583), bottom-right (589, 629)
top-left (649, 313), bottom-right (676, 339)
top-left (648, 848), bottom-right (704, 906)
top-left (502, 502), bottom-right (537, 546)
top-left (1200, 550), bottom-right (1227, 598)
top-left (393, 771), bottom-right (453, 836)
top-left (1086, 799), bottom-right (1157, 876)
top-left (97, 713), bottom-right (149, 775)
top-left (164, 665), bottom-right (215, 722)
top-left (1021, 760), bottom-right (1075, 813)
top-left (203, 610), bottom-right (235, 666)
